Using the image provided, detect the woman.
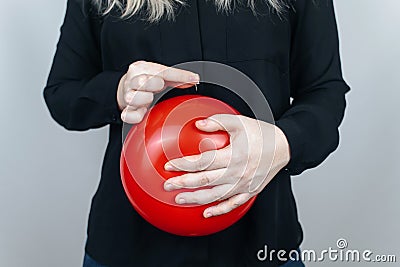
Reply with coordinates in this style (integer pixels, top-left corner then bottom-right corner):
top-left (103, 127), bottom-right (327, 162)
top-left (43, 0), bottom-right (349, 266)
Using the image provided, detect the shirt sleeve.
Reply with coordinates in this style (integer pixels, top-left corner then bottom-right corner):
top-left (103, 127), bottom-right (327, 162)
top-left (43, 0), bottom-right (124, 131)
top-left (275, 0), bottom-right (350, 175)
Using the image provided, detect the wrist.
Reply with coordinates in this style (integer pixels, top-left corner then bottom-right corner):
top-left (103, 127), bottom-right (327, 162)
top-left (117, 74), bottom-right (127, 111)
top-left (273, 124), bottom-right (291, 168)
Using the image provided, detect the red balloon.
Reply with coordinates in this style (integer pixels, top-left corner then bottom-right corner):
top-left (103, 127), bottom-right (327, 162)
top-left (121, 95), bottom-right (256, 236)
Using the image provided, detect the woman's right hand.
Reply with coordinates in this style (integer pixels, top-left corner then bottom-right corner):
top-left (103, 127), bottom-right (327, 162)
top-left (117, 60), bottom-right (200, 124)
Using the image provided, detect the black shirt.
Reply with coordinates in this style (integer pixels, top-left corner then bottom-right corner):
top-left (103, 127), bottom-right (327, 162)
top-left (43, 0), bottom-right (350, 266)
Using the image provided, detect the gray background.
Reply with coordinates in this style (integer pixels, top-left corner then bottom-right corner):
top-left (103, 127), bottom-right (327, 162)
top-left (1, 0), bottom-right (399, 266)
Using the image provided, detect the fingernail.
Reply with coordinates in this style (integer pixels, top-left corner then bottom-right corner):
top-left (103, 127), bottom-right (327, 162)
top-left (191, 74), bottom-right (200, 82)
top-left (196, 119), bottom-right (207, 127)
top-left (204, 212), bottom-right (212, 218)
top-left (177, 198), bottom-right (186, 204)
top-left (164, 162), bottom-right (174, 171)
top-left (164, 182), bottom-right (173, 191)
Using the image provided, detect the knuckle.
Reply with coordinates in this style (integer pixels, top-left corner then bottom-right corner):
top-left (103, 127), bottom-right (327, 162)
top-left (199, 173), bottom-right (210, 186)
top-left (217, 204), bottom-right (230, 214)
top-left (123, 79), bottom-right (131, 89)
top-left (195, 158), bottom-right (209, 171)
top-left (185, 173), bottom-right (198, 187)
top-left (136, 74), bottom-right (149, 88)
top-left (128, 61), bottom-right (146, 75)
top-left (175, 177), bottom-right (185, 187)
top-left (209, 114), bottom-right (221, 122)
top-left (211, 191), bottom-right (221, 202)
top-left (231, 200), bottom-right (241, 209)
top-left (195, 160), bottom-right (203, 170)
top-left (223, 204), bottom-right (233, 213)
top-left (126, 96), bottom-right (138, 108)
top-left (189, 194), bottom-right (200, 204)
top-left (124, 96), bottom-right (132, 105)
top-left (131, 60), bottom-right (145, 67)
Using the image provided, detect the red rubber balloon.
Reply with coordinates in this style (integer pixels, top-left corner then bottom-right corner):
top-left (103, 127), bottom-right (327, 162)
top-left (121, 95), bottom-right (256, 236)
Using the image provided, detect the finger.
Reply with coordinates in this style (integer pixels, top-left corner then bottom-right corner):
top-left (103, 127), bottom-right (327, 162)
top-left (164, 80), bottom-right (198, 89)
top-left (125, 90), bottom-right (154, 108)
top-left (203, 193), bottom-right (252, 218)
top-left (125, 74), bottom-right (165, 93)
top-left (175, 184), bottom-right (234, 205)
top-left (195, 114), bottom-right (244, 133)
top-left (164, 168), bottom-right (229, 191)
top-left (121, 106), bottom-right (148, 124)
top-left (165, 147), bottom-right (231, 172)
top-left (160, 66), bottom-right (200, 84)
top-left (128, 61), bottom-right (200, 84)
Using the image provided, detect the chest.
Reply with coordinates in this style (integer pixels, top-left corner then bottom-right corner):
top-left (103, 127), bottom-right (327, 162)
top-left (98, 0), bottom-right (292, 73)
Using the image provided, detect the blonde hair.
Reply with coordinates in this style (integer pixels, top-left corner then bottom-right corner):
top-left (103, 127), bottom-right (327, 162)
top-left (92, 0), bottom-right (287, 22)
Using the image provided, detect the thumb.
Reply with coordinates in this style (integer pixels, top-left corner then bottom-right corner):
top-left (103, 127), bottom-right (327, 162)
top-left (195, 114), bottom-right (241, 133)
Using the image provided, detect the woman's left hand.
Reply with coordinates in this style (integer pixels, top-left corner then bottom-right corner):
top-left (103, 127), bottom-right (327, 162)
top-left (163, 114), bottom-right (291, 218)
